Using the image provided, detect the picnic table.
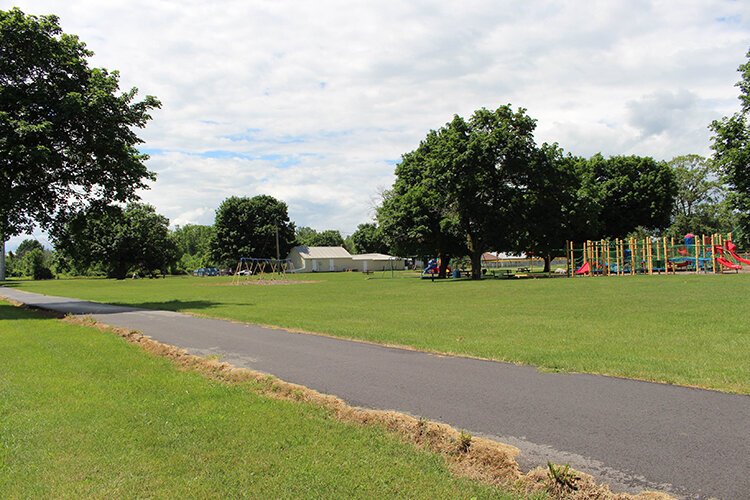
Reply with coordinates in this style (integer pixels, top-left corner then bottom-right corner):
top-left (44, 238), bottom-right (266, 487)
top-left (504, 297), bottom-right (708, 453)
top-left (488, 269), bottom-right (514, 279)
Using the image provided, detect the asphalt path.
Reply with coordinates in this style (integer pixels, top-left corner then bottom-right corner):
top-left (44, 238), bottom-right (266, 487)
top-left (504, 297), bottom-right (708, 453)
top-left (2, 287), bottom-right (748, 499)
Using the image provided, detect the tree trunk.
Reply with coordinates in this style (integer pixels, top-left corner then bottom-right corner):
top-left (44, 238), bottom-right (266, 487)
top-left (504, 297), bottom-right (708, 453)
top-left (110, 262), bottom-right (129, 280)
top-left (543, 255), bottom-right (551, 273)
top-left (470, 250), bottom-right (483, 279)
top-left (0, 237), bottom-right (5, 281)
top-left (466, 232), bottom-right (483, 280)
top-left (438, 253), bottom-right (449, 278)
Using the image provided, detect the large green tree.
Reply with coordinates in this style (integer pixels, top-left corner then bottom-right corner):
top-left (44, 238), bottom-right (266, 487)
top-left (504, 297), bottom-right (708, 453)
top-left (379, 106), bottom-right (540, 279)
top-left (710, 48), bottom-right (750, 248)
top-left (295, 226), bottom-right (319, 246)
top-left (0, 8), bottom-right (160, 280)
top-left (14, 239), bottom-right (44, 259)
top-left (212, 195), bottom-right (296, 265)
top-left (19, 247), bottom-right (54, 280)
top-left (667, 154), bottom-right (728, 238)
top-left (583, 154), bottom-right (676, 238)
top-left (53, 203), bottom-right (176, 279)
top-left (171, 224), bottom-right (215, 273)
top-left (670, 155), bottom-right (721, 218)
top-left (350, 223), bottom-right (389, 254)
top-left (519, 146), bottom-right (600, 271)
top-left (377, 128), bottom-right (465, 278)
top-left (295, 227), bottom-right (345, 247)
top-left (308, 230), bottom-right (345, 247)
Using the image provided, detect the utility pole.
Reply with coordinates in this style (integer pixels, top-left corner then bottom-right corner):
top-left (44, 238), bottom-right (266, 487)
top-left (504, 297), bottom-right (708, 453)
top-left (0, 238), bottom-right (5, 281)
top-left (275, 224), bottom-right (280, 262)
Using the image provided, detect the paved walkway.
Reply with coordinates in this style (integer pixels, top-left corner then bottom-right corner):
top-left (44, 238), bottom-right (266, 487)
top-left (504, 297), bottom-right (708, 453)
top-left (2, 287), bottom-right (748, 499)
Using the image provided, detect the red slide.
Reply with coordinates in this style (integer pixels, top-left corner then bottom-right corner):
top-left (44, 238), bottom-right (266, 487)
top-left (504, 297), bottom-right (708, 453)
top-left (717, 256), bottom-right (742, 270)
top-left (730, 251), bottom-right (750, 265)
top-left (576, 262), bottom-right (590, 275)
top-left (726, 241), bottom-right (750, 265)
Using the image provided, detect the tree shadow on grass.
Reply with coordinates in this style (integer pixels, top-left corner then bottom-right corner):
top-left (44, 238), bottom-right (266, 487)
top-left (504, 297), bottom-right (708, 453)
top-left (0, 302), bottom-right (57, 320)
top-left (1, 298), bottom-right (249, 318)
top-left (121, 300), bottom-right (254, 313)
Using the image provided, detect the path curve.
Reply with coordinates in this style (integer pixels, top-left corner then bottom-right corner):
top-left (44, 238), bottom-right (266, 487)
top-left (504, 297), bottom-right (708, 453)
top-left (2, 288), bottom-right (748, 499)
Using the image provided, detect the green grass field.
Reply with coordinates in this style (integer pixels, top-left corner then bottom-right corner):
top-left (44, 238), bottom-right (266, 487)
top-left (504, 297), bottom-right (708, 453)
top-left (5, 272), bottom-right (749, 393)
top-left (0, 301), bottom-right (522, 498)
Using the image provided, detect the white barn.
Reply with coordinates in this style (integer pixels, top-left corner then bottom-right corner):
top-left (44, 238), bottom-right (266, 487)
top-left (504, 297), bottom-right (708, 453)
top-left (286, 247), bottom-right (407, 273)
top-left (287, 246), bottom-right (354, 272)
top-left (351, 253), bottom-right (406, 272)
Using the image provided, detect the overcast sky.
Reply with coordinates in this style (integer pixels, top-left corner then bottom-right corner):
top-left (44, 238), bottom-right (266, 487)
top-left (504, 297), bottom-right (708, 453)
top-left (4, 0), bottom-right (750, 251)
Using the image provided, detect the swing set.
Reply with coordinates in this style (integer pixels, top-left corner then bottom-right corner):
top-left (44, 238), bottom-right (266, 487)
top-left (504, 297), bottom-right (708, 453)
top-left (232, 257), bottom-right (293, 285)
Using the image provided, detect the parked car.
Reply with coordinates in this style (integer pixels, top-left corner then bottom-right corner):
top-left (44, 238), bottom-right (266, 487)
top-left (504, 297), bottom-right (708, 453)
top-left (193, 267), bottom-right (220, 277)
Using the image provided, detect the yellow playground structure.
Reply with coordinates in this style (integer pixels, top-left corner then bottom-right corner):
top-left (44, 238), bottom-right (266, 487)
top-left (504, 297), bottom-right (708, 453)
top-left (566, 233), bottom-right (750, 277)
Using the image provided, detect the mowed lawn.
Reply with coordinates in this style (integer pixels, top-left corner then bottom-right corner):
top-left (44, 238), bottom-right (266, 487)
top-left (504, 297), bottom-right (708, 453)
top-left (0, 302), bottom-right (519, 499)
top-left (6, 272), bottom-right (750, 393)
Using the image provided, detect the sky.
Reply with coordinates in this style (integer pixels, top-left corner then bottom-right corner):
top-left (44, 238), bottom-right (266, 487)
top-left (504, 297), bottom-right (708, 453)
top-left (4, 0), bottom-right (750, 251)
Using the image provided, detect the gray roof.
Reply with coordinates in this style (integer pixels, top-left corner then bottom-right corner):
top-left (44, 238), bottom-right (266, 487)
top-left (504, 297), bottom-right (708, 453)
top-left (291, 246), bottom-right (352, 259)
top-left (351, 253), bottom-right (401, 261)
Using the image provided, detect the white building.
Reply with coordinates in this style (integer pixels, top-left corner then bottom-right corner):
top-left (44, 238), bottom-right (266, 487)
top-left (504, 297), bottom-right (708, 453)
top-left (287, 246), bottom-right (354, 272)
top-left (351, 253), bottom-right (406, 272)
top-left (287, 246), bottom-right (406, 273)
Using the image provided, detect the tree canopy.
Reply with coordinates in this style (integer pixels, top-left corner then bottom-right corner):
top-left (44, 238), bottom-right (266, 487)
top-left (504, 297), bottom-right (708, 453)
top-left (666, 154), bottom-right (729, 238)
top-left (711, 48), bottom-right (750, 247)
top-left (0, 8), bottom-right (160, 279)
top-left (53, 203), bottom-right (175, 279)
top-left (350, 223), bottom-right (389, 254)
top-left (377, 104), bottom-right (683, 278)
top-left (171, 224), bottom-right (215, 273)
top-left (583, 154), bottom-right (676, 238)
top-left (377, 128), bottom-right (466, 277)
top-left (295, 227), bottom-right (345, 247)
top-left (14, 239), bottom-right (45, 259)
top-left (212, 195), bottom-right (296, 265)
top-left (519, 146), bottom-right (599, 271)
top-left (379, 106), bottom-right (545, 278)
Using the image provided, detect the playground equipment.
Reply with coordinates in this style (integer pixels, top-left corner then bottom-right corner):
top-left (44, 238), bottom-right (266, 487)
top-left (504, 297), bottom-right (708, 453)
top-left (232, 257), bottom-right (293, 285)
top-left (421, 257), bottom-right (451, 279)
top-left (566, 233), bottom-right (748, 277)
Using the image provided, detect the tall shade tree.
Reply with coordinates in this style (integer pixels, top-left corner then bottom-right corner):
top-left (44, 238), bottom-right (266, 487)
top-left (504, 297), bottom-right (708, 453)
top-left (377, 128), bottom-right (465, 278)
top-left (670, 155), bottom-right (721, 219)
top-left (171, 224), bottom-right (215, 273)
top-left (295, 226), bottom-right (319, 246)
top-left (520, 146), bottom-right (600, 272)
top-left (583, 154), bottom-right (676, 238)
top-left (212, 195), bottom-right (296, 265)
top-left (52, 203), bottom-right (176, 279)
top-left (711, 48), bottom-right (750, 248)
top-left (379, 106), bottom-right (539, 279)
top-left (307, 230), bottom-right (345, 247)
top-left (667, 154), bottom-right (728, 238)
top-left (350, 223), bottom-right (389, 254)
top-left (0, 8), bottom-right (160, 280)
top-left (295, 227), bottom-right (345, 247)
top-left (14, 239), bottom-right (45, 260)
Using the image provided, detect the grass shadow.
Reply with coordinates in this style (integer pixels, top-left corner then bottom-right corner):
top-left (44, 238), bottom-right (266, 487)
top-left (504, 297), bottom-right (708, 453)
top-left (0, 302), bottom-right (61, 320)
top-left (116, 300), bottom-right (254, 313)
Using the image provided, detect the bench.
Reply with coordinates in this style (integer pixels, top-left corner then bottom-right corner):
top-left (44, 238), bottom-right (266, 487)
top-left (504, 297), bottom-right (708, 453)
top-left (488, 269), bottom-right (514, 279)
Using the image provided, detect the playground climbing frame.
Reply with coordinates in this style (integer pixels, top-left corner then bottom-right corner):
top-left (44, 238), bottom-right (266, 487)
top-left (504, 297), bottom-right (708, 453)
top-left (566, 233), bottom-right (749, 277)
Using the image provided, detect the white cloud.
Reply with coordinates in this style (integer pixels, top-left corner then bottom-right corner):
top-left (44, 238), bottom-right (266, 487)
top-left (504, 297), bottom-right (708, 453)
top-left (4, 0), bottom-right (750, 246)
